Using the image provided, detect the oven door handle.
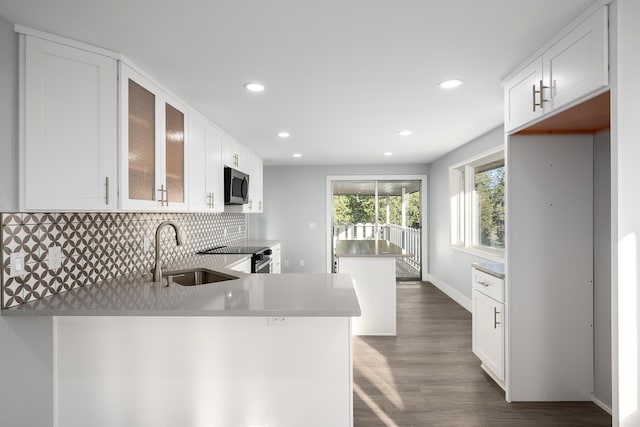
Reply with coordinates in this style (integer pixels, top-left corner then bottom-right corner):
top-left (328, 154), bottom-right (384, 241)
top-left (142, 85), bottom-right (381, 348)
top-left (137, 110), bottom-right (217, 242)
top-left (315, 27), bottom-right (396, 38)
top-left (254, 257), bottom-right (273, 273)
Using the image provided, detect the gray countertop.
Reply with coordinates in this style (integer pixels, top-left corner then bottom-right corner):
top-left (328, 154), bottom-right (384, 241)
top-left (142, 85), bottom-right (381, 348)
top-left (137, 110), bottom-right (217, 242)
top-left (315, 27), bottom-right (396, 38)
top-left (1, 254), bottom-right (361, 317)
top-left (335, 240), bottom-right (409, 258)
top-left (472, 261), bottom-right (505, 279)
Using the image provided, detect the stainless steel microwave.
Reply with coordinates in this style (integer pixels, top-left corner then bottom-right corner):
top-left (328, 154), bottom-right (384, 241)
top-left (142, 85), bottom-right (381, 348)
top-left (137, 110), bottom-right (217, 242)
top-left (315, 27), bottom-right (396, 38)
top-left (224, 167), bottom-right (250, 205)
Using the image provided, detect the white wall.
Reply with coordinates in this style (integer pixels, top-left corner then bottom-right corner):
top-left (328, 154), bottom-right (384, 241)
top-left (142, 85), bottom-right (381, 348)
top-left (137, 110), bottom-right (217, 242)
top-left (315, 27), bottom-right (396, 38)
top-left (613, 0), bottom-right (640, 424)
top-left (249, 164), bottom-right (428, 274)
top-left (426, 126), bottom-right (504, 305)
top-left (594, 130), bottom-right (612, 409)
top-left (0, 16), bottom-right (54, 426)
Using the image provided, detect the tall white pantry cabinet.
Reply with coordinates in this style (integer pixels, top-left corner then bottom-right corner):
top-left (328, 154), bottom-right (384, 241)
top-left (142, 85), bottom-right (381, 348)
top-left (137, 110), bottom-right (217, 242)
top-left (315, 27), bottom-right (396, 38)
top-left (501, 4), bottom-right (610, 403)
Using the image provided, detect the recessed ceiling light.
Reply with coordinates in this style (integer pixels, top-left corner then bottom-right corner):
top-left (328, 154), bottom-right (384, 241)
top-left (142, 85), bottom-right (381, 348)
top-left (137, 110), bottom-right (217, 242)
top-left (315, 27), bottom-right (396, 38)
top-left (244, 82), bottom-right (265, 92)
top-left (277, 131), bottom-right (290, 138)
top-left (438, 79), bottom-right (463, 89)
top-left (384, 152), bottom-right (393, 156)
top-left (293, 153), bottom-right (302, 158)
top-left (397, 130), bottom-right (412, 136)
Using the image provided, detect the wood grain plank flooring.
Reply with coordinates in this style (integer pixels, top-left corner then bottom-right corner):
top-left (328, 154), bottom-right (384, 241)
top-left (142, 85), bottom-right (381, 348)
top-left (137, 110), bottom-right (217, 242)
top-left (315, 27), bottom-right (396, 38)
top-left (353, 282), bottom-right (611, 427)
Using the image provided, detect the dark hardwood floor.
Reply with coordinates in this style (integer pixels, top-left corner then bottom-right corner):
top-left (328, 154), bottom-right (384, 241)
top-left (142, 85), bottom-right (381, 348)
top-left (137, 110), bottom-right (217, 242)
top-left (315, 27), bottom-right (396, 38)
top-left (352, 282), bottom-right (612, 427)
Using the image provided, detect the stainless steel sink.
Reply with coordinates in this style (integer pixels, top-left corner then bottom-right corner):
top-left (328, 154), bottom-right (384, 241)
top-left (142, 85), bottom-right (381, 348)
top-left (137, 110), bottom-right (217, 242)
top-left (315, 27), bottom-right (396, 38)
top-left (164, 269), bottom-right (237, 286)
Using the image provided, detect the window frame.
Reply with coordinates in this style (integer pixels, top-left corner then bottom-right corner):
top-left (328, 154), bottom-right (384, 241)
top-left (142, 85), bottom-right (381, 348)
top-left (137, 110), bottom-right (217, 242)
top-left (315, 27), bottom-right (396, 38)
top-left (449, 146), bottom-right (505, 261)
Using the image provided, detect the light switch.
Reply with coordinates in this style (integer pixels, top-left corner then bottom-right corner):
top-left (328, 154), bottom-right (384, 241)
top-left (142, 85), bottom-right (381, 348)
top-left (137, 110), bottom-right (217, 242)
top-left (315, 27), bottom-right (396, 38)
top-left (10, 252), bottom-right (25, 277)
top-left (309, 222), bottom-right (316, 230)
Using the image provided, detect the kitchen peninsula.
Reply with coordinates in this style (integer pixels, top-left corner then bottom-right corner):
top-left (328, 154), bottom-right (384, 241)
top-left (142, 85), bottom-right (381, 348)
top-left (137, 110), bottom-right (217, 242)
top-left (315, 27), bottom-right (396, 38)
top-left (335, 239), bottom-right (408, 336)
top-left (4, 255), bottom-right (361, 427)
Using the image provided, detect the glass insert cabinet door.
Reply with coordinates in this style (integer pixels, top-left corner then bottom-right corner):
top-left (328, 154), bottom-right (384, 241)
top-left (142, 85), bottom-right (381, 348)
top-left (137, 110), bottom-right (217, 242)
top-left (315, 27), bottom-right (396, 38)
top-left (128, 79), bottom-right (156, 201)
top-left (165, 103), bottom-right (185, 204)
top-left (121, 62), bottom-right (188, 210)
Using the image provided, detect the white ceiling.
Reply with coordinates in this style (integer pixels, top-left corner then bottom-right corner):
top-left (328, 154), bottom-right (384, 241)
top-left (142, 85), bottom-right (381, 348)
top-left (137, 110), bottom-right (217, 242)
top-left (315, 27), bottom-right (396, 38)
top-left (0, 0), bottom-right (595, 166)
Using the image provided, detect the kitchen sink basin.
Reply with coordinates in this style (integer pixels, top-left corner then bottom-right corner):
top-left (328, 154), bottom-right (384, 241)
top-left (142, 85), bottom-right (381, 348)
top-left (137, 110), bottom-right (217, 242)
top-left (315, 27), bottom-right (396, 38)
top-left (164, 269), bottom-right (237, 286)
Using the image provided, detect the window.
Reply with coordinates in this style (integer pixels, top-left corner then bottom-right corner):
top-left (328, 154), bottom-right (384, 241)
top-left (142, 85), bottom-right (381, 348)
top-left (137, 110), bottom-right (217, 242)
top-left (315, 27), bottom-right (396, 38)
top-left (449, 148), bottom-right (505, 258)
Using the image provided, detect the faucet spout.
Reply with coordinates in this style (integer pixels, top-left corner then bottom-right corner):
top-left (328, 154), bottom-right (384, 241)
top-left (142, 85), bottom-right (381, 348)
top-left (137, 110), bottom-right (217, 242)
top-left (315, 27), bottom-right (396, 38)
top-left (153, 220), bottom-right (183, 282)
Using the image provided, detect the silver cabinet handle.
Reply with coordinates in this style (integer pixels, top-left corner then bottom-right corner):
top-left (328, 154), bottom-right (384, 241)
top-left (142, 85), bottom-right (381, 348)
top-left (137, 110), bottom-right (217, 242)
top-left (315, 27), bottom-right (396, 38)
top-left (532, 79), bottom-right (549, 112)
top-left (478, 280), bottom-right (491, 287)
top-left (105, 177), bottom-right (109, 205)
top-left (158, 185), bottom-right (168, 206)
top-left (494, 307), bottom-right (501, 329)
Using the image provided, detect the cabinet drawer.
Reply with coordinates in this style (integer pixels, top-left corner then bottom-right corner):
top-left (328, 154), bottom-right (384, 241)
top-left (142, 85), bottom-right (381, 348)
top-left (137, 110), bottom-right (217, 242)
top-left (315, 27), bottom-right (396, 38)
top-left (473, 268), bottom-right (504, 303)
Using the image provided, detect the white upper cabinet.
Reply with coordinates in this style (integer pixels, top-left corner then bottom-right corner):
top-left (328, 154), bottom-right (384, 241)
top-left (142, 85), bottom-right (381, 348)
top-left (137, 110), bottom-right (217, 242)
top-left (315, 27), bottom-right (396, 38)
top-left (188, 112), bottom-right (224, 212)
top-left (504, 6), bottom-right (608, 133)
top-left (223, 135), bottom-right (248, 173)
top-left (504, 57), bottom-right (544, 132)
top-left (21, 35), bottom-right (118, 211)
top-left (543, 7), bottom-right (608, 112)
top-left (19, 28), bottom-right (261, 213)
top-left (119, 63), bottom-right (189, 211)
top-left (243, 151), bottom-right (263, 213)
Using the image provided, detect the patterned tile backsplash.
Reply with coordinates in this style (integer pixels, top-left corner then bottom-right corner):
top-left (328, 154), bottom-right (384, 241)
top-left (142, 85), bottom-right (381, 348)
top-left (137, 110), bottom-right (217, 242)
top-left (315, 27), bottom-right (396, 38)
top-left (1, 212), bottom-right (247, 308)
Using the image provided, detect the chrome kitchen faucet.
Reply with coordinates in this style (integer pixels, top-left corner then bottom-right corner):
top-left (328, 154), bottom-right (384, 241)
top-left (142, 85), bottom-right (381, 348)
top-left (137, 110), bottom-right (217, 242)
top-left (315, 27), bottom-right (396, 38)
top-left (153, 221), bottom-right (183, 282)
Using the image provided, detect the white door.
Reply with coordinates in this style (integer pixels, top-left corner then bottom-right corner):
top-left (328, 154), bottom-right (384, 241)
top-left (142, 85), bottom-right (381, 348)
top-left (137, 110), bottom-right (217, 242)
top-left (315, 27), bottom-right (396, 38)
top-left (243, 152), bottom-right (263, 213)
top-left (23, 36), bottom-right (117, 211)
top-left (120, 64), bottom-right (189, 211)
top-left (543, 6), bottom-right (608, 112)
top-left (504, 57), bottom-right (544, 133)
top-left (188, 113), bottom-right (209, 211)
top-left (472, 290), bottom-right (504, 380)
top-left (204, 123), bottom-right (224, 212)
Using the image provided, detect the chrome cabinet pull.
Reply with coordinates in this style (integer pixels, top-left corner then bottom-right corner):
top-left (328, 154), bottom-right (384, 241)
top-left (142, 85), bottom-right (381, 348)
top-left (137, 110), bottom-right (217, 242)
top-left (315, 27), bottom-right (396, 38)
top-left (494, 307), bottom-right (501, 329)
top-left (158, 185), bottom-right (168, 206)
top-left (105, 177), bottom-right (109, 205)
top-left (477, 280), bottom-right (491, 287)
top-left (532, 79), bottom-right (549, 112)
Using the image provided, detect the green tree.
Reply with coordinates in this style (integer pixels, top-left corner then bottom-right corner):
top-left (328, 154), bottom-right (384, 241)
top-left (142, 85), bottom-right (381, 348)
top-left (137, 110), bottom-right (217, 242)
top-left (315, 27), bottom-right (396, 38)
top-left (335, 192), bottom-right (421, 228)
top-left (475, 166), bottom-right (505, 248)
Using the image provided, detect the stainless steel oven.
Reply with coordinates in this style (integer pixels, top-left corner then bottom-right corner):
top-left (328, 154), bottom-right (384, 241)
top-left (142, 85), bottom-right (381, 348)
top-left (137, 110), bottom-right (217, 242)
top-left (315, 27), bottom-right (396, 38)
top-left (254, 256), bottom-right (273, 274)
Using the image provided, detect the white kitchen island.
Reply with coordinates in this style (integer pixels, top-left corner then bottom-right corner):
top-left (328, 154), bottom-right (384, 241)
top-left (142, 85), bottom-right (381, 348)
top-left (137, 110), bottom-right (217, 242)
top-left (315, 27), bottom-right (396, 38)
top-left (5, 255), bottom-right (361, 427)
top-left (335, 239), bottom-right (408, 336)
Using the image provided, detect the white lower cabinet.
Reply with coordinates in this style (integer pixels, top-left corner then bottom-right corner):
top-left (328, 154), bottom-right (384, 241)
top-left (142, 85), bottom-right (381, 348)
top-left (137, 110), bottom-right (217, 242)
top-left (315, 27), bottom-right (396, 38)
top-left (270, 243), bottom-right (281, 274)
top-left (472, 267), bottom-right (505, 386)
top-left (229, 258), bottom-right (252, 274)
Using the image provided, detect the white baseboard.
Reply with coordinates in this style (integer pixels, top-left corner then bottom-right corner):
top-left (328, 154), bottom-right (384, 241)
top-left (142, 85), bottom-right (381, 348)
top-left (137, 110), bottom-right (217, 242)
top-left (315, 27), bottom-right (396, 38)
top-left (592, 395), bottom-right (612, 415)
top-left (424, 274), bottom-right (472, 312)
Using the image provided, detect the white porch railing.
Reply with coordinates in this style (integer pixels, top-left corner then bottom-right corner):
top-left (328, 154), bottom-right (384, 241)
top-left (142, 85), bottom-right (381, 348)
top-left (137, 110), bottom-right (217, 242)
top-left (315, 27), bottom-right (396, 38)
top-left (333, 223), bottom-right (421, 271)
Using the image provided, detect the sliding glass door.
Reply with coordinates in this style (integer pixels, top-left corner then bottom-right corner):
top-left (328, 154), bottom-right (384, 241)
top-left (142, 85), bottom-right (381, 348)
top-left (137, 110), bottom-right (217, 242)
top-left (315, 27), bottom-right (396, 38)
top-left (330, 179), bottom-right (422, 280)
